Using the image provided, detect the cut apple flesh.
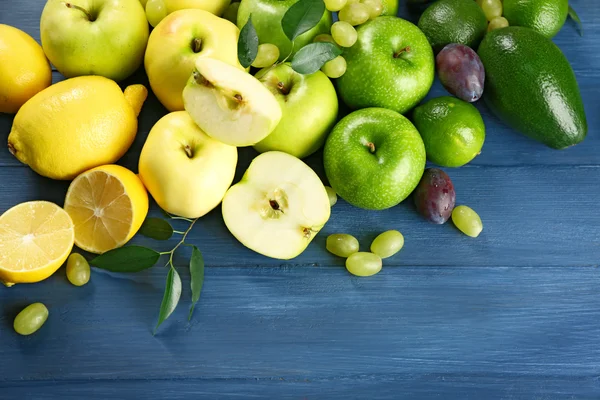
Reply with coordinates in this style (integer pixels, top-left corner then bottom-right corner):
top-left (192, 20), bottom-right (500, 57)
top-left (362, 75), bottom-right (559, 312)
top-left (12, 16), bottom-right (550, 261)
top-left (222, 151), bottom-right (331, 260)
top-left (183, 57), bottom-right (282, 147)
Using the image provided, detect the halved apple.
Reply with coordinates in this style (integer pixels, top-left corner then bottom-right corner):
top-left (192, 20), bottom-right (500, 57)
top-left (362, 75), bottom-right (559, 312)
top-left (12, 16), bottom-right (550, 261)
top-left (183, 58), bottom-right (282, 147)
top-left (222, 151), bottom-right (330, 260)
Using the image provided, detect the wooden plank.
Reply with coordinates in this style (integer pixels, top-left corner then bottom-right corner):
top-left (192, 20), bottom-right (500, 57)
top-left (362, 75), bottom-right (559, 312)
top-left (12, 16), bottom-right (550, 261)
top-left (1, 266), bottom-right (599, 386)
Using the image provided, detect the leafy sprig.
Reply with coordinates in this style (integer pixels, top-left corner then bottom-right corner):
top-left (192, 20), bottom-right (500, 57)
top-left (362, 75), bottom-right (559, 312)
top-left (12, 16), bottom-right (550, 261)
top-left (237, 0), bottom-right (340, 74)
top-left (90, 213), bottom-right (205, 334)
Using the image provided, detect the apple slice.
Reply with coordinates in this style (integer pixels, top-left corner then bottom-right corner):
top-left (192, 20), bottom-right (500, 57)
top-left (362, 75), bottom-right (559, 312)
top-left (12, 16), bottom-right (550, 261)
top-left (183, 58), bottom-right (282, 147)
top-left (222, 151), bottom-right (330, 260)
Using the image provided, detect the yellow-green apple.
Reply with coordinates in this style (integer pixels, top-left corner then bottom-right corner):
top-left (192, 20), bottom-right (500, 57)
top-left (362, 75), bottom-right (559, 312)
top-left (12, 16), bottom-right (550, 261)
top-left (183, 58), bottom-right (282, 147)
top-left (40, 0), bottom-right (149, 82)
top-left (237, 0), bottom-right (332, 61)
top-left (144, 9), bottom-right (243, 111)
top-left (253, 64), bottom-right (338, 159)
top-left (144, 0), bottom-right (232, 27)
top-left (138, 111), bottom-right (238, 219)
top-left (222, 151), bottom-right (331, 259)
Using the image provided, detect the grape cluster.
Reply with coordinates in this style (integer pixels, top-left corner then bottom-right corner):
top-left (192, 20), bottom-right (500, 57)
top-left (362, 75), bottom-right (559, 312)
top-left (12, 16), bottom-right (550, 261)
top-left (476, 0), bottom-right (509, 32)
top-left (318, 0), bottom-right (385, 79)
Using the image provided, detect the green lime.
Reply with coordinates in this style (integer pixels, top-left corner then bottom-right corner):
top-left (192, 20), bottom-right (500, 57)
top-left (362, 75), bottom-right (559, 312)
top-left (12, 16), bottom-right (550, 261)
top-left (418, 0), bottom-right (487, 53)
top-left (503, 0), bottom-right (568, 38)
top-left (412, 96), bottom-right (485, 167)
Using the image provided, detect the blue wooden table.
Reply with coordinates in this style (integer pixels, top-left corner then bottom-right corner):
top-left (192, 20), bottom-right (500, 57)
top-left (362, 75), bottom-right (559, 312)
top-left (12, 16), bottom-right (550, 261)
top-left (1, 1), bottom-right (599, 399)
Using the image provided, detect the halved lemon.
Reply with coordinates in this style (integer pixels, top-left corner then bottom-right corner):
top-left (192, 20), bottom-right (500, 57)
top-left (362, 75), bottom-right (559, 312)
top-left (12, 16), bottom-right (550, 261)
top-left (64, 165), bottom-right (148, 254)
top-left (0, 201), bottom-right (74, 285)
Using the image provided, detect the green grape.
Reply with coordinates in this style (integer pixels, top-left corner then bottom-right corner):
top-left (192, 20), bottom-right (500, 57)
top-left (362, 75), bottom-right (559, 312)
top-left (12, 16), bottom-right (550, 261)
top-left (452, 205), bottom-right (483, 238)
top-left (146, 0), bottom-right (167, 28)
top-left (325, 186), bottom-right (338, 207)
top-left (338, 3), bottom-right (370, 26)
top-left (222, 2), bottom-right (240, 24)
top-left (313, 33), bottom-right (336, 44)
top-left (478, 0), bottom-right (502, 21)
top-left (14, 303), bottom-right (48, 336)
top-left (324, 0), bottom-right (348, 12)
top-left (252, 43), bottom-right (280, 68)
top-left (370, 230), bottom-right (404, 259)
top-left (326, 234), bottom-right (359, 258)
top-left (331, 21), bottom-right (358, 48)
top-left (66, 253), bottom-right (91, 287)
top-left (488, 16), bottom-right (509, 32)
top-left (346, 252), bottom-right (382, 277)
top-left (321, 56), bottom-right (347, 79)
top-left (361, 0), bottom-right (383, 19)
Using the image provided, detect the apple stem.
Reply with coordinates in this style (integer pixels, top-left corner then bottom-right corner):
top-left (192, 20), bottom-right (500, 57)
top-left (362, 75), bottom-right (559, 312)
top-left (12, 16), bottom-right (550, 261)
top-left (366, 142), bottom-right (376, 153)
top-left (7, 142), bottom-right (16, 156)
top-left (276, 82), bottom-right (289, 95)
top-left (192, 38), bottom-right (203, 53)
top-left (184, 145), bottom-right (193, 158)
top-left (393, 46), bottom-right (411, 58)
top-left (63, 2), bottom-right (94, 21)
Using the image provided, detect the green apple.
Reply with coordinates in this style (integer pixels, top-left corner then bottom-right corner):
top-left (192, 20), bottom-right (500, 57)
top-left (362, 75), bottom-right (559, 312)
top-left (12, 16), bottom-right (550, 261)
top-left (183, 58), bottom-right (282, 147)
top-left (237, 0), bottom-right (332, 61)
top-left (40, 0), bottom-right (149, 82)
top-left (165, 0), bottom-right (231, 15)
top-left (222, 151), bottom-right (330, 259)
top-left (145, 9), bottom-right (243, 112)
top-left (138, 111), bottom-right (238, 219)
top-left (336, 16), bottom-right (434, 115)
top-left (253, 64), bottom-right (338, 159)
top-left (324, 108), bottom-right (426, 210)
top-left (382, 0), bottom-right (399, 16)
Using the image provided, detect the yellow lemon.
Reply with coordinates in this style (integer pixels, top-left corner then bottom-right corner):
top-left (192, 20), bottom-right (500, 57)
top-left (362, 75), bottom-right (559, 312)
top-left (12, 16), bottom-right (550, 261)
top-left (0, 24), bottom-right (52, 114)
top-left (64, 165), bottom-right (149, 254)
top-left (0, 201), bottom-right (74, 285)
top-left (8, 76), bottom-right (148, 180)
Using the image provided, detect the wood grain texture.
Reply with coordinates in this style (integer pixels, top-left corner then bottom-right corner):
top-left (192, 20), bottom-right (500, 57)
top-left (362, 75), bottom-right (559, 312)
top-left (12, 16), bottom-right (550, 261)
top-left (0, 0), bottom-right (599, 399)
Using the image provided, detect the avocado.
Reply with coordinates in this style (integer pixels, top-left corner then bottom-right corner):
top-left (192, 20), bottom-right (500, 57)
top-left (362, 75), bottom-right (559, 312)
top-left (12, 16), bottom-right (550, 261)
top-left (477, 27), bottom-right (587, 149)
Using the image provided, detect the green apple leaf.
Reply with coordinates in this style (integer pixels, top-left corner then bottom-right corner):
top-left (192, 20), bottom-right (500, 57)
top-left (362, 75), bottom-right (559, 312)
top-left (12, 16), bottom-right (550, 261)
top-left (139, 217), bottom-right (174, 241)
top-left (568, 6), bottom-right (583, 36)
top-left (291, 42), bottom-right (342, 75)
top-left (90, 246), bottom-right (160, 273)
top-left (238, 15), bottom-right (259, 68)
top-left (188, 246), bottom-right (205, 321)
top-left (281, 0), bottom-right (326, 42)
top-left (154, 266), bottom-right (182, 335)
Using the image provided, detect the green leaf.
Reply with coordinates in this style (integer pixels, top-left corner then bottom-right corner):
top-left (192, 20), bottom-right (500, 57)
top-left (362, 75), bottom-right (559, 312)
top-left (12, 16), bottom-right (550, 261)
top-left (139, 217), bottom-right (174, 241)
top-left (291, 42), bottom-right (343, 75)
top-left (154, 267), bottom-right (182, 334)
top-left (90, 246), bottom-right (160, 273)
top-left (188, 246), bottom-right (205, 321)
top-left (568, 6), bottom-right (583, 37)
top-left (238, 15), bottom-right (259, 68)
top-left (281, 0), bottom-right (326, 42)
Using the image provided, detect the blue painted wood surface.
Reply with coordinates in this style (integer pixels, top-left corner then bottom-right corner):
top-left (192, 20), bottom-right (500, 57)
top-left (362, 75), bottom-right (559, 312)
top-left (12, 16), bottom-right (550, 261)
top-left (1, 1), bottom-right (599, 399)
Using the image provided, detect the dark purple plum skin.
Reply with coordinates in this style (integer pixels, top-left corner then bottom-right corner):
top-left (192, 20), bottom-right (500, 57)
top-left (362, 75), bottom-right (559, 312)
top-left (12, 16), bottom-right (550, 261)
top-left (436, 44), bottom-right (485, 102)
top-left (413, 168), bottom-right (456, 224)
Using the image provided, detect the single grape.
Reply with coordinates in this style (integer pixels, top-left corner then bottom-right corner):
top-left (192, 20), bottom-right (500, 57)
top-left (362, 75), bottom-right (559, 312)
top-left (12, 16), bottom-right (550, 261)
top-left (370, 230), bottom-right (404, 259)
top-left (436, 43), bottom-right (485, 102)
top-left (361, 0), bottom-right (383, 19)
top-left (313, 33), bottom-right (336, 44)
top-left (66, 253), bottom-right (91, 287)
top-left (478, 0), bottom-right (502, 21)
top-left (222, 2), bottom-right (240, 24)
top-left (413, 168), bottom-right (456, 224)
top-left (146, 0), bottom-right (167, 28)
top-left (325, 186), bottom-right (338, 207)
top-left (321, 56), bottom-right (347, 79)
top-left (346, 252), bottom-right (382, 277)
top-left (452, 205), bottom-right (483, 238)
top-left (324, 0), bottom-right (348, 12)
top-left (326, 234), bottom-right (359, 258)
top-left (13, 303), bottom-right (48, 336)
top-left (338, 3), bottom-right (370, 26)
top-left (252, 43), bottom-right (280, 68)
top-left (331, 21), bottom-right (358, 48)
top-left (488, 16), bottom-right (509, 32)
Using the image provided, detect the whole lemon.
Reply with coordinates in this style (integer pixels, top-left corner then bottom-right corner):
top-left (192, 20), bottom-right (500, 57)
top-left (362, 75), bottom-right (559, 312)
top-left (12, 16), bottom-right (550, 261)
top-left (8, 76), bottom-right (147, 180)
top-left (0, 24), bottom-right (52, 114)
